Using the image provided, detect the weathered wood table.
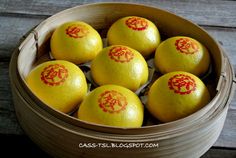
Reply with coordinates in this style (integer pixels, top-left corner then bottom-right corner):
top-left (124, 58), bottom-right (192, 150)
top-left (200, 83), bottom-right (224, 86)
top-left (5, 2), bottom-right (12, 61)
top-left (0, 0), bottom-right (236, 157)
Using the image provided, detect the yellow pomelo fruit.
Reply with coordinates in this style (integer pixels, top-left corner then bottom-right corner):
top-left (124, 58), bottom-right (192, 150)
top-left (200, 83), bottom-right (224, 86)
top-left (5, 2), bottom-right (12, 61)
top-left (107, 16), bottom-right (161, 57)
top-left (78, 85), bottom-right (144, 128)
top-left (155, 36), bottom-right (210, 76)
top-left (50, 21), bottom-right (103, 64)
top-left (91, 45), bottom-right (149, 91)
top-left (26, 60), bottom-right (87, 113)
top-left (147, 71), bottom-right (210, 122)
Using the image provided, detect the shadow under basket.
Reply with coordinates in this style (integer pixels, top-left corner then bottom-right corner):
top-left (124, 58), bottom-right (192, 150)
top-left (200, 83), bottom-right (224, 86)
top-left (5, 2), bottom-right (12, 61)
top-left (9, 2), bottom-right (236, 158)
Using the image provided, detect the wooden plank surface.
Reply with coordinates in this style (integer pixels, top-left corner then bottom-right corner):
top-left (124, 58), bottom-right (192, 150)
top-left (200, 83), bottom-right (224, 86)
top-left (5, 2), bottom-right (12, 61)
top-left (0, 0), bottom-right (236, 157)
top-left (202, 148), bottom-right (236, 158)
top-left (0, 16), bottom-right (43, 60)
top-left (0, 0), bottom-right (236, 27)
top-left (214, 109), bottom-right (236, 148)
top-left (0, 62), bottom-right (24, 134)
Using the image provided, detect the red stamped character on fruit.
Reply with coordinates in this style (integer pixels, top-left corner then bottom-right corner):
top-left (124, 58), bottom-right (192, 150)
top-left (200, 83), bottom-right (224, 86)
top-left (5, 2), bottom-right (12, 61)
top-left (175, 38), bottom-right (199, 54)
top-left (109, 46), bottom-right (134, 63)
top-left (41, 64), bottom-right (68, 86)
top-left (98, 90), bottom-right (127, 113)
top-left (66, 24), bottom-right (89, 38)
top-left (125, 17), bottom-right (148, 31)
top-left (168, 74), bottom-right (196, 95)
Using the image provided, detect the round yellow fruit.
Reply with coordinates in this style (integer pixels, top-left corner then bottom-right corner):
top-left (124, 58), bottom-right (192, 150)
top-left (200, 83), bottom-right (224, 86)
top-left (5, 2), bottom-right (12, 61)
top-left (91, 45), bottom-right (149, 91)
top-left (154, 36), bottom-right (210, 76)
top-left (147, 71), bottom-right (210, 122)
top-left (107, 16), bottom-right (161, 57)
top-left (50, 21), bottom-right (103, 64)
top-left (78, 85), bottom-right (144, 128)
top-left (26, 60), bottom-right (87, 113)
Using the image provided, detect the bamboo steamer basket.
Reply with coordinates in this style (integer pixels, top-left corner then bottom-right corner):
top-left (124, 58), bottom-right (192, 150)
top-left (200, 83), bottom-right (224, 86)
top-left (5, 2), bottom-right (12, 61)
top-left (9, 2), bottom-right (236, 158)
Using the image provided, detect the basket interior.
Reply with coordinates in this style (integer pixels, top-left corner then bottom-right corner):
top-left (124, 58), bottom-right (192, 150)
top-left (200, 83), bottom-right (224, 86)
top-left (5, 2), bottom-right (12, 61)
top-left (16, 3), bottom-right (224, 132)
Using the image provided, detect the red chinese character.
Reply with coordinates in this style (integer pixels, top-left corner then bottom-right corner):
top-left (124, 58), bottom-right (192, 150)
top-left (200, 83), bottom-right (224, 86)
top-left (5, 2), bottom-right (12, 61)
top-left (108, 46), bottom-right (134, 63)
top-left (66, 24), bottom-right (89, 38)
top-left (125, 17), bottom-right (148, 31)
top-left (41, 64), bottom-right (68, 86)
top-left (175, 38), bottom-right (199, 54)
top-left (98, 90), bottom-right (127, 113)
top-left (168, 74), bottom-right (196, 95)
